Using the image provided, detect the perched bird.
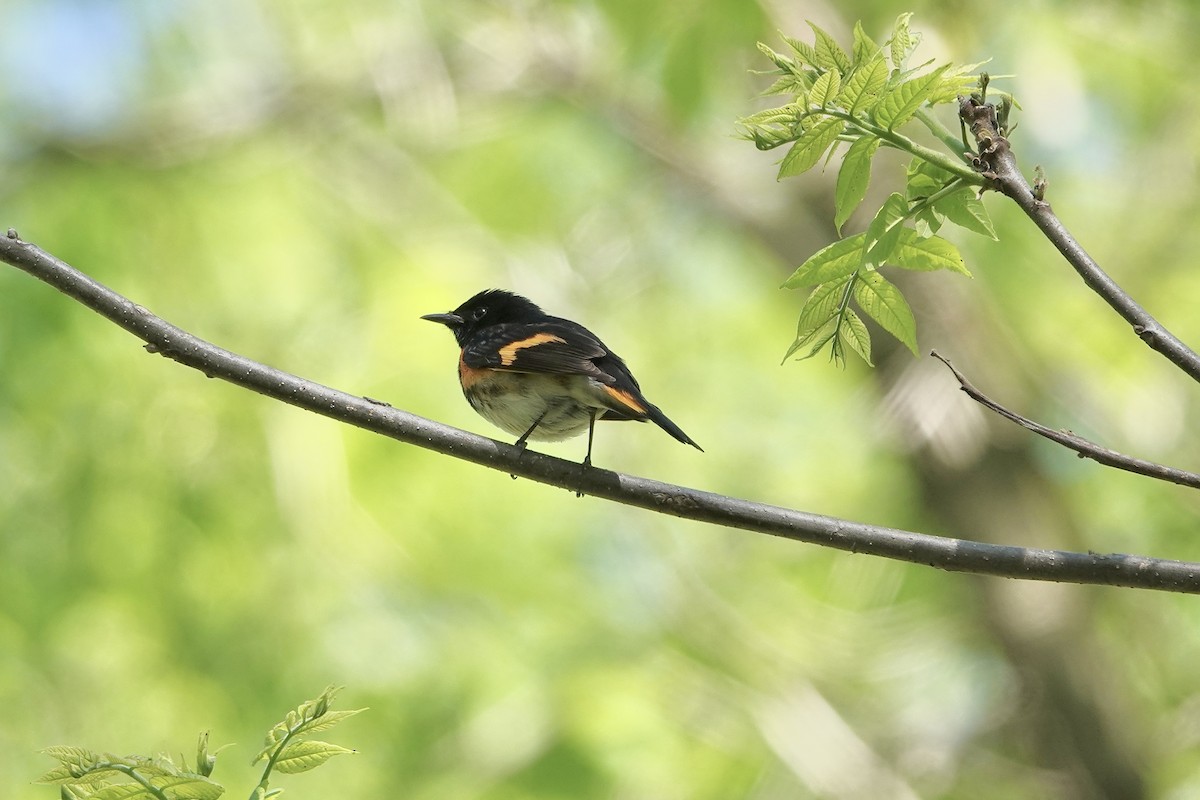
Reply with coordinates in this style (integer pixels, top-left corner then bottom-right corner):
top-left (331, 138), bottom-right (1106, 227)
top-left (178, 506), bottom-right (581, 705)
top-left (422, 289), bottom-right (701, 466)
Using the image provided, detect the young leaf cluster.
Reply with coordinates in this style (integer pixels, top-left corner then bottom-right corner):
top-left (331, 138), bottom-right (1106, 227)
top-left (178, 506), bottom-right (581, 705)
top-left (249, 686), bottom-right (363, 798)
top-left (37, 744), bottom-right (224, 800)
top-left (738, 14), bottom-right (1004, 365)
top-left (37, 688), bottom-right (363, 800)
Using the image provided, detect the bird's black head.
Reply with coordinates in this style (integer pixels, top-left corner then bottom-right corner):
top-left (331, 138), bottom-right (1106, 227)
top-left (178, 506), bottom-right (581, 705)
top-left (421, 289), bottom-right (545, 346)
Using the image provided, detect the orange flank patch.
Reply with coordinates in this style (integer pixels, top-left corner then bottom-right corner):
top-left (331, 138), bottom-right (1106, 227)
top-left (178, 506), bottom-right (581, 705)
top-left (498, 333), bottom-right (566, 366)
top-left (602, 385), bottom-right (647, 415)
top-left (459, 350), bottom-right (494, 389)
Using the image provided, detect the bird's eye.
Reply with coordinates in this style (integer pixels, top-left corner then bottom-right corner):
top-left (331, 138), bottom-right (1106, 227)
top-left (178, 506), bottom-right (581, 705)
top-left (472, 307), bottom-right (487, 321)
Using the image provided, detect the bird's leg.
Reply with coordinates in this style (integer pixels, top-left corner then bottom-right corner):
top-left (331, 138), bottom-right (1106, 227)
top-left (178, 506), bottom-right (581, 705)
top-left (582, 411), bottom-right (597, 468)
top-left (576, 410), bottom-right (597, 498)
top-left (510, 409), bottom-right (548, 479)
top-left (513, 411), bottom-right (547, 450)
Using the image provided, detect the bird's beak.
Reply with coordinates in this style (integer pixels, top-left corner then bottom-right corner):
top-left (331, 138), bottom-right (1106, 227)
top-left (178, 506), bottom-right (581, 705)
top-left (420, 312), bottom-right (464, 327)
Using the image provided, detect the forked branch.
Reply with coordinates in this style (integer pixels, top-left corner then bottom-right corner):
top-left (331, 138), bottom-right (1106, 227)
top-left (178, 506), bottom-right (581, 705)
top-left (958, 96), bottom-right (1200, 383)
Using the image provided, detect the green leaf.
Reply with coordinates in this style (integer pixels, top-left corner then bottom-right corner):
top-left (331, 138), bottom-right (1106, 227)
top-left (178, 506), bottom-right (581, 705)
top-left (808, 22), bottom-right (851, 73)
top-left (272, 741), bottom-right (356, 775)
top-left (851, 20), bottom-right (881, 65)
top-left (777, 116), bottom-right (843, 179)
top-left (780, 33), bottom-right (819, 68)
top-left (873, 64), bottom-right (950, 129)
top-left (841, 308), bottom-right (874, 365)
top-left (888, 12), bottom-right (917, 70)
top-left (759, 73), bottom-right (810, 98)
top-left (834, 135), bottom-right (880, 232)
top-left (745, 127), bottom-right (793, 151)
top-left (783, 316), bottom-right (839, 362)
top-left (911, 204), bottom-right (942, 236)
top-left (255, 727), bottom-right (289, 765)
top-left (90, 776), bottom-right (225, 800)
top-left (795, 275), bottom-right (853, 336)
top-left (42, 746), bottom-right (104, 768)
top-left (757, 42), bottom-right (795, 72)
top-left (89, 786), bottom-right (153, 800)
top-left (38, 766), bottom-right (121, 787)
top-left (906, 158), bottom-right (990, 239)
top-left (37, 765), bottom-right (89, 785)
top-left (293, 708), bottom-right (367, 737)
top-left (837, 55), bottom-right (888, 113)
top-left (38, 749), bottom-right (128, 786)
top-left (195, 731), bottom-right (221, 779)
top-left (853, 270), bottom-right (918, 353)
top-left (904, 155), bottom-right (995, 240)
top-left (114, 757), bottom-right (183, 780)
top-left (782, 232), bottom-right (868, 288)
top-left (927, 60), bottom-right (992, 105)
top-left (163, 776), bottom-right (225, 800)
top-left (905, 157), bottom-right (951, 201)
top-left (905, 159), bottom-right (949, 235)
top-left (863, 192), bottom-right (909, 266)
top-left (809, 69), bottom-right (841, 108)
top-left (933, 188), bottom-right (998, 239)
top-left (739, 103), bottom-right (802, 126)
top-left (892, 230), bottom-right (971, 275)
top-left (254, 687), bottom-right (347, 765)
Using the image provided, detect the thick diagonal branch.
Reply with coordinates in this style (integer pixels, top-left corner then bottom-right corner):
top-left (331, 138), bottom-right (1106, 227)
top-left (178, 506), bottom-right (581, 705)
top-left (3, 230), bottom-right (1200, 593)
top-left (958, 97), bottom-right (1200, 383)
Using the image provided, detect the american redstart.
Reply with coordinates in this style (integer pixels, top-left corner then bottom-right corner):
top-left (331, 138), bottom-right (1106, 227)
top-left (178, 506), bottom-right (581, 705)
top-left (422, 289), bottom-right (702, 466)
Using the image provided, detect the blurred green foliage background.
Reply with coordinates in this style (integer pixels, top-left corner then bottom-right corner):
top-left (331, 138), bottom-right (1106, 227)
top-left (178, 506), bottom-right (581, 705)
top-left (3, 1), bottom-right (1200, 797)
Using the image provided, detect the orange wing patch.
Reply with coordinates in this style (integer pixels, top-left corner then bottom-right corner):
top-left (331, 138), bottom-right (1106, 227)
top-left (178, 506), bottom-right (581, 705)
top-left (602, 385), bottom-right (647, 416)
top-left (498, 333), bottom-right (566, 366)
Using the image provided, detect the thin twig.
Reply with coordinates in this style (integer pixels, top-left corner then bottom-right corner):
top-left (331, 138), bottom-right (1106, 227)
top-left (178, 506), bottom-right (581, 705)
top-left (931, 350), bottom-right (1200, 490)
top-left (3, 230), bottom-right (1200, 593)
top-left (958, 97), bottom-right (1200, 383)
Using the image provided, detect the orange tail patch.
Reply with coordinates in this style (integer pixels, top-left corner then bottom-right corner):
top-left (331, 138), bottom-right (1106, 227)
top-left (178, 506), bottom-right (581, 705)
top-left (602, 384), bottom-right (647, 416)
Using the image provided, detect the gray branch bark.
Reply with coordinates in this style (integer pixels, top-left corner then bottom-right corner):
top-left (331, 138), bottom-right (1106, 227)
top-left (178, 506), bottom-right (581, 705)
top-left (932, 350), bottom-right (1200, 490)
top-left (958, 96), bottom-right (1200, 382)
top-left (3, 229), bottom-right (1199, 593)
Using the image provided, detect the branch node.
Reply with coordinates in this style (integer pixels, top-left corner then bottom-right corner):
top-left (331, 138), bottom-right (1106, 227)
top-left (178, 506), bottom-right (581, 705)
top-left (1133, 325), bottom-right (1162, 345)
top-left (1033, 165), bottom-right (1048, 202)
top-left (5, 228), bottom-right (18, 240)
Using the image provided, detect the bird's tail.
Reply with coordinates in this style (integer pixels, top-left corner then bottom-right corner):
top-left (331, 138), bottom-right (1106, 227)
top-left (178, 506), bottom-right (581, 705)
top-left (645, 402), bottom-right (703, 452)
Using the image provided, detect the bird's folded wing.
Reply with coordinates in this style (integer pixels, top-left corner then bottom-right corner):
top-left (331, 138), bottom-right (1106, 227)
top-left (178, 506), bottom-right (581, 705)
top-left (462, 323), bottom-right (613, 382)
